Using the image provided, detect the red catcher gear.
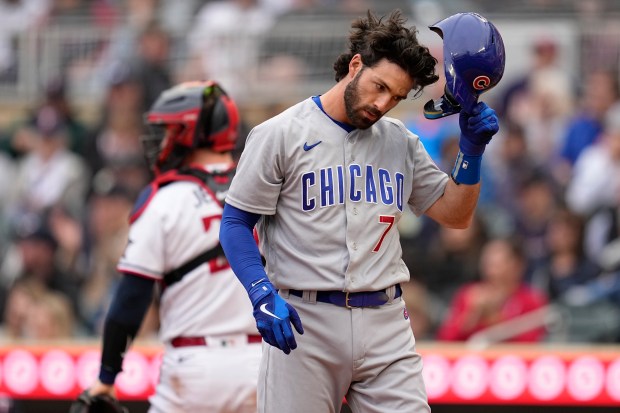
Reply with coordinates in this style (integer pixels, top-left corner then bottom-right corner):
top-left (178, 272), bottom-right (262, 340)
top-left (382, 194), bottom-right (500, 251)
top-left (142, 81), bottom-right (240, 173)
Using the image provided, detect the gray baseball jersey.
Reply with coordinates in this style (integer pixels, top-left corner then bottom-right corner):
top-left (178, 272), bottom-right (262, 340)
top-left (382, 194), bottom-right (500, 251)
top-left (226, 97), bottom-right (449, 292)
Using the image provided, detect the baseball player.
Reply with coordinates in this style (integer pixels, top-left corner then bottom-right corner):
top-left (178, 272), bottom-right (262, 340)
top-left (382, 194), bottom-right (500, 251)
top-left (219, 10), bottom-right (504, 413)
top-left (83, 81), bottom-right (261, 413)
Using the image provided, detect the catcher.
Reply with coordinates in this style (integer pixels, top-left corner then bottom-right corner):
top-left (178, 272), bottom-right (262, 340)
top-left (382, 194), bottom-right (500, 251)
top-left (71, 81), bottom-right (261, 413)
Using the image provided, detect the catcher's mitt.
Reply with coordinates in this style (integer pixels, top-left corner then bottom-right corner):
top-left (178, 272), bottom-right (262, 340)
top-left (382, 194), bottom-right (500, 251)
top-left (69, 390), bottom-right (129, 413)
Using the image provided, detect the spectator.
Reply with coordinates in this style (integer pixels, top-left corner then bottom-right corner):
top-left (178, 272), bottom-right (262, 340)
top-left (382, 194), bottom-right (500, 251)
top-left (89, 97), bottom-right (143, 171)
top-left (498, 37), bottom-right (574, 176)
top-left (184, 0), bottom-right (276, 96)
top-left (78, 183), bottom-right (134, 335)
top-left (2, 279), bottom-right (76, 339)
top-left (0, 0), bottom-right (51, 81)
top-left (1, 114), bottom-right (38, 159)
top-left (92, 17), bottom-right (174, 123)
top-left (557, 69), bottom-right (619, 185)
top-left (6, 105), bottom-right (90, 223)
top-left (415, 214), bottom-right (488, 310)
top-left (436, 237), bottom-right (548, 343)
top-left (499, 36), bottom-right (572, 122)
top-left (29, 77), bottom-right (92, 156)
top-left (565, 102), bottom-right (620, 261)
top-left (1, 278), bottom-right (39, 339)
top-left (565, 102), bottom-right (620, 216)
top-left (131, 21), bottom-right (173, 114)
top-left (47, 204), bottom-right (86, 277)
top-left (545, 209), bottom-right (620, 343)
top-left (522, 66), bottom-right (574, 166)
top-left (487, 122), bottom-right (548, 207)
top-left (1, 221), bottom-right (81, 325)
top-left (83, 62), bottom-right (149, 195)
top-left (486, 122), bottom-right (552, 236)
top-left (528, 208), bottom-right (601, 300)
top-left (23, 289), bottom-right (76, 339)
top-left (513, 172), bottom-right (562, 268)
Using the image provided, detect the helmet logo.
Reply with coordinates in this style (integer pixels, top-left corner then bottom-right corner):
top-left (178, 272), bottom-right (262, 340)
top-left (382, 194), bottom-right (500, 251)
top-left (472, 75), bottom-right (491, 90)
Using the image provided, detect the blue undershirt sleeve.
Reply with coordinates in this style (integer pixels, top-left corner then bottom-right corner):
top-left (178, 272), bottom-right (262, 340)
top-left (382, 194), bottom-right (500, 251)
top-left (219, 203), bottom-right (268, 292)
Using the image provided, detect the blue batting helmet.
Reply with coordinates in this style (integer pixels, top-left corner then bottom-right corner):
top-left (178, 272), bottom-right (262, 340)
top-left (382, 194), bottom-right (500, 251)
top-left (424, 12), bottom-right (505, 119)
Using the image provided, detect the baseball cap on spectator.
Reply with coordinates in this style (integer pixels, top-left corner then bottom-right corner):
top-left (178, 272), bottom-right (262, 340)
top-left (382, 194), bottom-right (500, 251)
top-left (29, 105), bottom-right (68, 138)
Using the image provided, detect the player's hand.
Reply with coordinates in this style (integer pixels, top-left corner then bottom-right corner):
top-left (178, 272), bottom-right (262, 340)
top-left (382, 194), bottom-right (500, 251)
top-left (87, 379), bottom-right (116, 398)
top-left (253, 291), bottom-right (304, 354)
top-left (458, 102), bottom-right (499, 156)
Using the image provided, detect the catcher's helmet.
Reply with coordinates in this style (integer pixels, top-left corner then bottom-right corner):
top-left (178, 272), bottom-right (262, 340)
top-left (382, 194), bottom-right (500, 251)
top-left (142, 80), bottom-right (240, 173)
top-left (424, 12), bottom-right (505, 119)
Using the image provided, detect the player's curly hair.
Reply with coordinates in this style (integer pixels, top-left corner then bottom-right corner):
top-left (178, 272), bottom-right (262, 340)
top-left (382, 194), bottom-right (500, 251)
top-left (333, 10), bottom-right (439, 94)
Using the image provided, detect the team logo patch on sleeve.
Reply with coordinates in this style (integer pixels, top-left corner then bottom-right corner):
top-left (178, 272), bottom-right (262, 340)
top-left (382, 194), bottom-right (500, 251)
top-left (403, 308), bottom-right (409, 320)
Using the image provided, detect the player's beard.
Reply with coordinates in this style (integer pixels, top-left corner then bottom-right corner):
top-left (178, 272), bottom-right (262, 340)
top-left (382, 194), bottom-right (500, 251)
top-left (344, 68), bottom-right (382, 130)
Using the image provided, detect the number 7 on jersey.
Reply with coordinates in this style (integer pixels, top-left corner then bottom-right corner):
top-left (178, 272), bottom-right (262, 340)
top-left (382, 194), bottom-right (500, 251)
top-left (372, 215), bottom-right (395, 252)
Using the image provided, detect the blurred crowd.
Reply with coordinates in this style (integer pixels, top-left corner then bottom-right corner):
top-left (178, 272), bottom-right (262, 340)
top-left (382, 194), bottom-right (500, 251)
top-left (0, 0), bottom-right (618, 346)
top-left (401, 33), bottom-right (620, 344)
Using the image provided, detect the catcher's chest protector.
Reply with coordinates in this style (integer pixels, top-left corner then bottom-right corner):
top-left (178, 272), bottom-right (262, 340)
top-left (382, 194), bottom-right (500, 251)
top-left (130, 166), bottom-right (235, 223)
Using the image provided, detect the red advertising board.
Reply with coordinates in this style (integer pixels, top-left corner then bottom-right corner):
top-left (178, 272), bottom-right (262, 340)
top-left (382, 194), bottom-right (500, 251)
top-left (0, 342), bottom-right (618, 406)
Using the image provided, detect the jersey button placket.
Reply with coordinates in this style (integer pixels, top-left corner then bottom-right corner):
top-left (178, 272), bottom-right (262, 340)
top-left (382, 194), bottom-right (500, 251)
top-left (347, 134), bottom-right (355, 162)
top-left (344, 132), bottom-right (360, 290)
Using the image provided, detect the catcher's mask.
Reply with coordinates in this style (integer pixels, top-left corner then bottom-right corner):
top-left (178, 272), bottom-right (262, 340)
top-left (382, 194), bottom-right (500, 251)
top-left (142, 80), bottom-right (240, 174)
top-left (424, 12), bottom-right (505, 119)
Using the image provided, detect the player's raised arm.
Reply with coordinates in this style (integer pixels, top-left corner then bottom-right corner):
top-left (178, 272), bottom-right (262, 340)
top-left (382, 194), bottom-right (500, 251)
top-left (423, 12), bottom-right (504, 228)
top-left (425, 101), bottom-right (499, 228)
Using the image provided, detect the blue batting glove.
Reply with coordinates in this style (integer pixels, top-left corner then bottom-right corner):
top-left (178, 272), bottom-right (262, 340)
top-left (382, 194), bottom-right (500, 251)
top-left (249, 281), bottom-right (304, 354)
top-left (458, 102), bottom-right (499, 156)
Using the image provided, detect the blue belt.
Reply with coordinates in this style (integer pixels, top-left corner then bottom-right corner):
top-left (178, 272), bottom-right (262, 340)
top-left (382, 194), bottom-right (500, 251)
top-left (289, 284), bottom-right (402, 308)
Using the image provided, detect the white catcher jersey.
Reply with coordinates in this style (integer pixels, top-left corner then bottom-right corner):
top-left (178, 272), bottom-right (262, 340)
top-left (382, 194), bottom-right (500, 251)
top-left (226, 97), bottom-right (449, 292)
top-left (117, 167), bottom-right (257, 343)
